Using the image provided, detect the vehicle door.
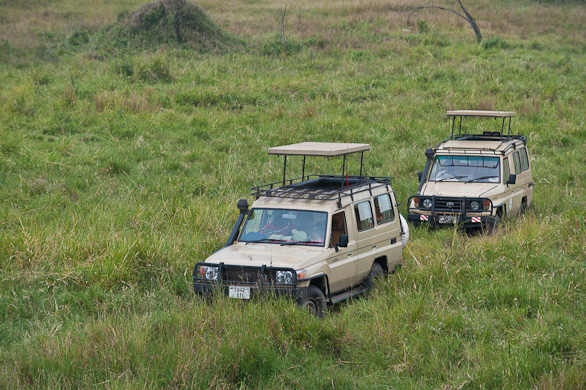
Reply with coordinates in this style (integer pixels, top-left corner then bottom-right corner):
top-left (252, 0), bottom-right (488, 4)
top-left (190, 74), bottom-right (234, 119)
top-left (352, 200), bottom-right (380, 283)
top-left (327, 211), bottom-right (358, 293)
top-left (510, 150), bottom-right (525, 214)
top-left (368, 193), bottom-right (402, 274)
top-left (517, 147), bottom-right (533, 208)
top-left (502, 156), bottom-right (515, 216)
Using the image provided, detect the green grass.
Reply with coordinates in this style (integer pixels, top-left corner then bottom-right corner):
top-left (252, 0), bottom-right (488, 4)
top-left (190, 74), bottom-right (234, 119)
top-left (1, 0), bottom-right (585, 388)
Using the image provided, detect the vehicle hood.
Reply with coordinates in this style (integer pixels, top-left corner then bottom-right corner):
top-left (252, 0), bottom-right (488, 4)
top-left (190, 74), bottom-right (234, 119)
top-left (421, 182), bottom-right (502, 198)
top-left (204, 243), bottom-right (328, 270)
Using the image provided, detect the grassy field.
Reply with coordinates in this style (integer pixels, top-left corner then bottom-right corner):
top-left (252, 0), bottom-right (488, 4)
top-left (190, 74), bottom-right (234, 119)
top-left (1, 0), bottom-right (585, 388)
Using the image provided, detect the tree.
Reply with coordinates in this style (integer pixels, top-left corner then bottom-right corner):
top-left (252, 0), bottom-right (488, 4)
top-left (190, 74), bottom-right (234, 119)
top-left (409, 0), bottom-right (482, 42)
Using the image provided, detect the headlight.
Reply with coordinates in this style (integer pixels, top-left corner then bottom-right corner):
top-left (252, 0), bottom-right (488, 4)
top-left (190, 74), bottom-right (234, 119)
top-left (470, 201), bottom-right (480, 211)
top-left (200, 265), bottom-right (219, 281)
top-left (423, 199), bottom-right (433, 209)
top-left (276, 270), bottom-right (294, 284)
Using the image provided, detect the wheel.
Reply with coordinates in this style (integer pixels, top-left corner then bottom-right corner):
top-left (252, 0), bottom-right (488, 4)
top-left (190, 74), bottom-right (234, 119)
top-left (519, 200), bottom-right (527, 216)
top-left (364, 262), bottom-right (384, 291)
top-left (485, 213), bottom-right (500, 234)
top-left (300, 286), bottom-right (326, 318)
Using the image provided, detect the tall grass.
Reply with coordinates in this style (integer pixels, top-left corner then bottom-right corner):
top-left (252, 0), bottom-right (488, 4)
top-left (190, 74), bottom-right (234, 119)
top-left (1, 0), bottom-right (585, 388)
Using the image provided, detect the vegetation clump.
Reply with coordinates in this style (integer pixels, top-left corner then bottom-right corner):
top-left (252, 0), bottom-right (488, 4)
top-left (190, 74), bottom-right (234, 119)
top-left (100, 0), bottom-right (240, 52)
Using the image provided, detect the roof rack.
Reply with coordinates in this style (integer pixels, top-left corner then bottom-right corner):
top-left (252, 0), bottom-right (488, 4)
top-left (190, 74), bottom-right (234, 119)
top-left (447, 110), bottom-right (516, 140)
top-left (251, 174), bottom-right (390, 207)
top-left (253, 142), bottom-right (386, 207)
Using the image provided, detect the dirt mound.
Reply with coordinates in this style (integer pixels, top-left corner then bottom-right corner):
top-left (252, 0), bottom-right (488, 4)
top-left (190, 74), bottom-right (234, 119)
top-left (111, 0), bottom-right (238, 51)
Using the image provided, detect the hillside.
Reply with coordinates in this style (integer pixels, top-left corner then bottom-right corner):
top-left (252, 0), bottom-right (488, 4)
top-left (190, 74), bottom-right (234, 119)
top-left (0, 0), bottom-right (585, 388)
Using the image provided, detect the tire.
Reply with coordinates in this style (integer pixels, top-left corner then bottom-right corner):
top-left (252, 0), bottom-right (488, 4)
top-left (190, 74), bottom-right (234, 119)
top-left (301, 286), bottom-right (326, 318)
top-left (364, 262), bottom-right (384, 291)
top-left (519, 200), bottom-right (527, 216)
top-left (486, 213), bottom-right (500, 234)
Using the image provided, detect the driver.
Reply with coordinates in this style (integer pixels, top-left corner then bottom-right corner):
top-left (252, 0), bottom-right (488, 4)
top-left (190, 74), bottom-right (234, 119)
top-left (261, 211), bottom-right (293, 236)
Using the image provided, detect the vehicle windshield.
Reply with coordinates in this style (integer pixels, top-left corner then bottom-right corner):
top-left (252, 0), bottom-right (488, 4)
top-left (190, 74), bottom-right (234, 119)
top-left (428, 156), bottom-right (501, 183)
top-left (239, 208), bottom-right (328, 246)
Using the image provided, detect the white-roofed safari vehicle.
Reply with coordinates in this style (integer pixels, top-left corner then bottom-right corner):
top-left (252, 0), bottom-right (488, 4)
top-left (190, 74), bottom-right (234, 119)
top-left (408, 111), bottom-right (534, 230)
top-left (193, 142), bottom-right (408, 317)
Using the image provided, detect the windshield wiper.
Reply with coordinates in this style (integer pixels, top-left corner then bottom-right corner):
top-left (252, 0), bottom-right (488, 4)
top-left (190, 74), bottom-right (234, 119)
top-left (466, 175), bottom-right (498, 183)
top-left (244, 238), bottom-right (270, 245)
top-left (435, 175), bottom-right (466, 182)
top-left (281, 241), bottom-right (320, 246)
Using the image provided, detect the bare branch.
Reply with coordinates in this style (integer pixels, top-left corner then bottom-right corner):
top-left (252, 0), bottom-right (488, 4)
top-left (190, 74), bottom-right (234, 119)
top-left (407, 1), bottom-right (482, 43)
top-left (408, 6), bottom-right (466, 21)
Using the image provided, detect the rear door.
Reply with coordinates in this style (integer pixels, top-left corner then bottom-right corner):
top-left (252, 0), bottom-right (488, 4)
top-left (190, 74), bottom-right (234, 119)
top-left (372, 193), bottom-right (402, 270)
top-left (353, 200), bottom-right (378, 282)
top-left (517, 147), bottom-right (533, 208)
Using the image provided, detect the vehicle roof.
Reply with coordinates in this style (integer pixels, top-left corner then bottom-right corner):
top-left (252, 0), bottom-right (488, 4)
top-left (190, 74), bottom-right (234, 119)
top-left (268, 142), bottom-right (370, 157)
top-left (447, 110), bottom-right (515, 118)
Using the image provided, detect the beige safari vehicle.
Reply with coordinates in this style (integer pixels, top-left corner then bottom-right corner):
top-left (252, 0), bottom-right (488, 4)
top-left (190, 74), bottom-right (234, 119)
top-left (193, 142), bottom-right (408, 316)
top-left (408, 110), bottom-right (534, 230)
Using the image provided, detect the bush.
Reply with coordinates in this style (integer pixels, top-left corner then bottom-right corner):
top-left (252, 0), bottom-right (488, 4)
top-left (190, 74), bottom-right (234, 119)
top-left (135, 56), bottom-right (172, 83)
top-left (482, 36), bottom-right (511, 50)
top-left (417, 20), bottom-right (430, 34)
top-left (109, 0), bottom-right (239, 52)
top-left (261, 35), bottom-right (302, 56)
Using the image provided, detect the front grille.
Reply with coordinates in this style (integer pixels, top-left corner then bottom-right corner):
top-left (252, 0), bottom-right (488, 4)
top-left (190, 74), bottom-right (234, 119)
top-left (224, 267), bottom-right (261, 283)
top-left (217, 264), bottom-right (291, 286)
top-left (434, 198), bottom-right (462, 210)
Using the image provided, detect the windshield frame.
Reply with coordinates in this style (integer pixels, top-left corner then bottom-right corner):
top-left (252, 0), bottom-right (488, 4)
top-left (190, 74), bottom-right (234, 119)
top-left (238, 208), bottom-right (328, 247)
top-left (428, 155), bottom-right (501, 184)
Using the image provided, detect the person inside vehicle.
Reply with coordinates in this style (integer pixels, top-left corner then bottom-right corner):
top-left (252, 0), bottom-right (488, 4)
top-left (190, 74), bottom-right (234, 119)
top-left (261, 211), bottom-right (293, 236)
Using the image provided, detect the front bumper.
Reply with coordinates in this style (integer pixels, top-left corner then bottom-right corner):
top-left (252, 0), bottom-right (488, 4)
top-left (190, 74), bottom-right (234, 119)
top-left (407, 195), bottom-right (494, 229)
top-left (193, 262), bottom-right (306, 302)
top-left (407, 213), bottom-right (496, 229)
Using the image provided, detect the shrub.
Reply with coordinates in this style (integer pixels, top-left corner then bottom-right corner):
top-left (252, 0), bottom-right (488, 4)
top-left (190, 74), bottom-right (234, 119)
top-left (135, 56), bottom-right (172, 83)
top-left (261, 35), bottom-right (302, 56)
top-left (482, 36), bottom-right (511, 50)
top-left (417, 20), bottom-right (430, 34)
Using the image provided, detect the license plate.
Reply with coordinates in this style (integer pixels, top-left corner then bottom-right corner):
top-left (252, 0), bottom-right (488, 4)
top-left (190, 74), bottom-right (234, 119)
top-left (438, 215), bottom-right (456, 224)
top-left (229, 286), bottom-right (250, 300)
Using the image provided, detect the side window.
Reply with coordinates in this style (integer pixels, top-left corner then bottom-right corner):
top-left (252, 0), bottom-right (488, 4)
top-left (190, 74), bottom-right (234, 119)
top-left (354, 201), bottom-right (374, 232)
top-left (330, 211), bottom-right (348, 248)
top-left (520, 148), bottom-right (530, 171)
top-left (503, 157), bottom-right (510, 184)
top-left (374, 194), bottom-right (395, 224)
top-left (512, 151), bottom-right (521, 174)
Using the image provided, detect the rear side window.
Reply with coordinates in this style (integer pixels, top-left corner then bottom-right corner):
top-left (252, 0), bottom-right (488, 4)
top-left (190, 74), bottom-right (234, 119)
top-left (512, 151), bottom-right (521, 174)
top-left (520, 148), bottom-right (530, 171)
top-left (503, 157), bottom-right (510, 183)
top-left (374, 194), bottom-right (395, 224)
top-left (354, 201), bottom-right (374, 231)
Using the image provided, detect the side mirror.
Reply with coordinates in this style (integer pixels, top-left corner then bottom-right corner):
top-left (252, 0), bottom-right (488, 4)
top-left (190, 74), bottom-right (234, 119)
top-left (418, 172), bottom-right (423, 182)
top-left (336, 234), bottom-right (349, 250)
top-left (507, 174), bottom-right (517, 185)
